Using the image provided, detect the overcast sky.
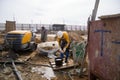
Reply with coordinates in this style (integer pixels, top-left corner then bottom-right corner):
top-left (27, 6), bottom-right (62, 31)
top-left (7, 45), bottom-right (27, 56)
top-left (0, 0), bottom-right (120, 25)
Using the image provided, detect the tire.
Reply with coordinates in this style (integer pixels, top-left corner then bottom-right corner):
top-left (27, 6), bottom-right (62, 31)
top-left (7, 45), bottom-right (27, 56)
top-left (30, 43), bottom-right (37, 52)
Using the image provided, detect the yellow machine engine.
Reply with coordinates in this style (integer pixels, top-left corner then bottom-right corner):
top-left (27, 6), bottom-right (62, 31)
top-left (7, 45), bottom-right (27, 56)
top-left (5, 30), bottom-right (37, 52)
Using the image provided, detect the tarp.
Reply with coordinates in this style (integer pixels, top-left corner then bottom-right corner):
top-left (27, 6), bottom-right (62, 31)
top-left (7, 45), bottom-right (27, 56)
top-left (70, 41), bottom-right (86, 64)
top-left (36, 41), bottom-right (60, 58)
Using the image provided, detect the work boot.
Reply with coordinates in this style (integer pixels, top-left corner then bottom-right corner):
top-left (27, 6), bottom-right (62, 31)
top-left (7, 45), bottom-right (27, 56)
top-left (65, 58), bottom-right (68, 63)
top-left (65, 60), bottom-right (68, 63)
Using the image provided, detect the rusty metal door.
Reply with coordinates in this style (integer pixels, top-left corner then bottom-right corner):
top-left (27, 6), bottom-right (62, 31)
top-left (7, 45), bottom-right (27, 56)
top-left (88, 16), bottom-right (120, 80)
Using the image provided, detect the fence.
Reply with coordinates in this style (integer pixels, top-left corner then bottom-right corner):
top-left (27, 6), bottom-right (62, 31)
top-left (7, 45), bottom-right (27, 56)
top-left (0, 23), bottom-right (87, 31)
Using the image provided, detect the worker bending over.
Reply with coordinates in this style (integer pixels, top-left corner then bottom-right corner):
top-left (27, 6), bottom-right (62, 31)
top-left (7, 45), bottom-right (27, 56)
top-left (56, 31), bottom-right (70, 63)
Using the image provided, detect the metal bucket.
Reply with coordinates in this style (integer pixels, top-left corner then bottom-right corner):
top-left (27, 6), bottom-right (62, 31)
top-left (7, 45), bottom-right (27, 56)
top-left (55, 57), bottom-right (63, 67)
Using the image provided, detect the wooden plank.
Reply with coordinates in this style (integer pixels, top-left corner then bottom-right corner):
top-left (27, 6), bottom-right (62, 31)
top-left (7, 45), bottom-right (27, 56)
top-left (49, 58), bottom-right (78, 71)
top-left (17, 51), bottom-right (37, 62)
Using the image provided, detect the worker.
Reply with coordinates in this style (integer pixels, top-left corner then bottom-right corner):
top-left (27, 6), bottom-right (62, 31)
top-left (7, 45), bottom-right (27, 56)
top-left (41, 26), bottom-right (47, 42)
top-left (56, 31), bottom-right (70, 63)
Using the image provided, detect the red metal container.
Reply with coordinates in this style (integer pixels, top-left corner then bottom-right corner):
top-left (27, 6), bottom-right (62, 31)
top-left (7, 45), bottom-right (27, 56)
top-left (88, 14), bottom-right (120, 80)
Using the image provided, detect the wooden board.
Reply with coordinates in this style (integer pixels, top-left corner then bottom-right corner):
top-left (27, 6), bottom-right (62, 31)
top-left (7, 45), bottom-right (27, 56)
top-left (49, 58), bottom-right (78, 71)
top-left (17, 51), bottom-right (37, 62)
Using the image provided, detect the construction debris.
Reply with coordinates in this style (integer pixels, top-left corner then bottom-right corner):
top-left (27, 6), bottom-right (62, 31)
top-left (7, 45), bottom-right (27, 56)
top-left (11, 60), bottom-right (23, 80)
top-left (49, 58), bottom-right (78, 71)
top-left (0, 31), bottom-right (88, 80)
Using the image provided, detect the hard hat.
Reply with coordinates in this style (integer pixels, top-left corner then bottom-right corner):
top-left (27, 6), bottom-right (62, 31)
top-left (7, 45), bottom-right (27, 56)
top-left (57, 31), bottom-right (63, 38)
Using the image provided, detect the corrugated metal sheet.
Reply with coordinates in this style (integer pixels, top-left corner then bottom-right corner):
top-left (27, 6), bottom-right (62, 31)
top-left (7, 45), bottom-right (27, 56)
top-left (88, 14), bottom-right (120, 80)
top-left (5, 21), bottom-right (16, 32)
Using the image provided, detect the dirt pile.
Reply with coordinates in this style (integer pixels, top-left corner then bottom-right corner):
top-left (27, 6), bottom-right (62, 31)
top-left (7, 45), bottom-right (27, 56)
top-left (69, 31), bottom-right (86, 42)
top-left (35, 31), bottom-right (87, 43)
top-left (0, 33), bottom-right (5, 44)
top-left (35, 34), bottom-right (56, 43)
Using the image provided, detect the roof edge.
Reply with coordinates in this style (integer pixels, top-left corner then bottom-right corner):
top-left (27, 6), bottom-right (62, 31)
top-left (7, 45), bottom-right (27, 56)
top-left (99, 13), bottom-right (120, 19)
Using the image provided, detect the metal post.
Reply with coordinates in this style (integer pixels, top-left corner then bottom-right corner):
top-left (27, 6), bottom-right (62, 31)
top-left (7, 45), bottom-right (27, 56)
top-left (91, 0), bottom-right (100, 21)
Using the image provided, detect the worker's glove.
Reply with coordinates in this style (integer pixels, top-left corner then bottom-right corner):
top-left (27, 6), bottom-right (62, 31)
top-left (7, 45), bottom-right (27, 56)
top-left (63, 48), bottom-right (66, 53)
top-left (58, 48), bottom-right (64, 53)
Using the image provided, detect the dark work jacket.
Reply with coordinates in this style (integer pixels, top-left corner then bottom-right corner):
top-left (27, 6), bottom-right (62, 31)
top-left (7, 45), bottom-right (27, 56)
top-left (41, 29), bottom-right (47, 42)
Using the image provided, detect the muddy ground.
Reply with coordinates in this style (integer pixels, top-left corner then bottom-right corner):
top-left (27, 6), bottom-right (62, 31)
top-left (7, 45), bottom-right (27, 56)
top-left (0, 31), bottom-right (88, 80)
top-left (0, 52), bottom-right (88, 80)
